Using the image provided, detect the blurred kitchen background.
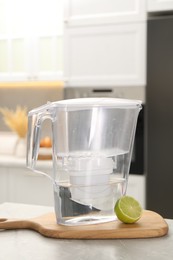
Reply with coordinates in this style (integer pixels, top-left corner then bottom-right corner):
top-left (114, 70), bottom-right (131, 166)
top-left (0, 0), bottom-right (173, 218)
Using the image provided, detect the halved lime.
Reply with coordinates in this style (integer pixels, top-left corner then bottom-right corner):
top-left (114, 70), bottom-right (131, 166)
top-left (114, 196), bottom-right (142, 224)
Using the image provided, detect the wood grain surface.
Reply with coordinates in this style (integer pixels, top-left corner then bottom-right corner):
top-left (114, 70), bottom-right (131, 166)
top-left (0, 210), bottom-right (168, 239)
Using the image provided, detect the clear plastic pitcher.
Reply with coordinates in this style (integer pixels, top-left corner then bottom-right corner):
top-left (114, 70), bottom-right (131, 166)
top-left (27, 98), bottom-right (142, 226)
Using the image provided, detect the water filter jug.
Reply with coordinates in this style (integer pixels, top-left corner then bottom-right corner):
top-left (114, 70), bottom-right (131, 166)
top-left (27, 98), bottom-right (142, 225)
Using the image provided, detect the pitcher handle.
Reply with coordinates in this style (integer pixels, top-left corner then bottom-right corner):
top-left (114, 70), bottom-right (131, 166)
top-left (26, 102), bottom-right (54, 181)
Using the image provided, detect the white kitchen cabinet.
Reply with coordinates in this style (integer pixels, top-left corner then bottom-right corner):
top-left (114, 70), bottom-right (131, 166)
top-left (127, 175), bottom-right (146, 209)
top-left (64, 0), bottom-right (147, 87)
top-left (0, 157), bottom-right (54, 206)
top-left (0, 0), bottom-right (63, 81)
top-left (148, 0), bottom-right (173, 12)
top-left (0, 167), bottom-right (8, 204)
top-left (6, 168), bottom-right (54, 206)
top-left (64, 0), bottom-right (146, 26)
top-left (64, 22), bottom-right (146, 87)
top-left (0, 36), bottom-right (63, 82)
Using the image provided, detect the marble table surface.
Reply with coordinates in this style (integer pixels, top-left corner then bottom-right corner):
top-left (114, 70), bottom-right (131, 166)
top-left (0, 202), bottom-right (172, 260)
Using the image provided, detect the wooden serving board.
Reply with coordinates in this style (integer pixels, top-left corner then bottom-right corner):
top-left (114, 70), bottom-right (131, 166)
top-left (0, 210), bottom-right (168, 239)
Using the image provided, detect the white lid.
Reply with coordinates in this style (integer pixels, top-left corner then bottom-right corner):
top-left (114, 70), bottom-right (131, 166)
top-left (54, 98), bottom-right (142, 109)
top-left (29, 98), bottom-right (142, 115)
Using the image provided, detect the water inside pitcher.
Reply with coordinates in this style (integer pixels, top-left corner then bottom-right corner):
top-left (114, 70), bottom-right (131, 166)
top-left (27, 98), bottom-right (142, 226)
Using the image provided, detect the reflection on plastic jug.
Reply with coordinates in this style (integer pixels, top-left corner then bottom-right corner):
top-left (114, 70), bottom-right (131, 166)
top-left (58, 185), bottom-right (100, 217)
top-left (53, 176), bottom-right (126, 225)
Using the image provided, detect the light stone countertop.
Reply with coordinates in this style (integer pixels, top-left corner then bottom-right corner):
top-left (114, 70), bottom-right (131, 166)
top-left (0, 202), bottom-right (172, 260)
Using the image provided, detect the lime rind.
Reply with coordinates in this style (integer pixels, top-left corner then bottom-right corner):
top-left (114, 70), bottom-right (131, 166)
top-left (114, 196), bottom-right (143, 224)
